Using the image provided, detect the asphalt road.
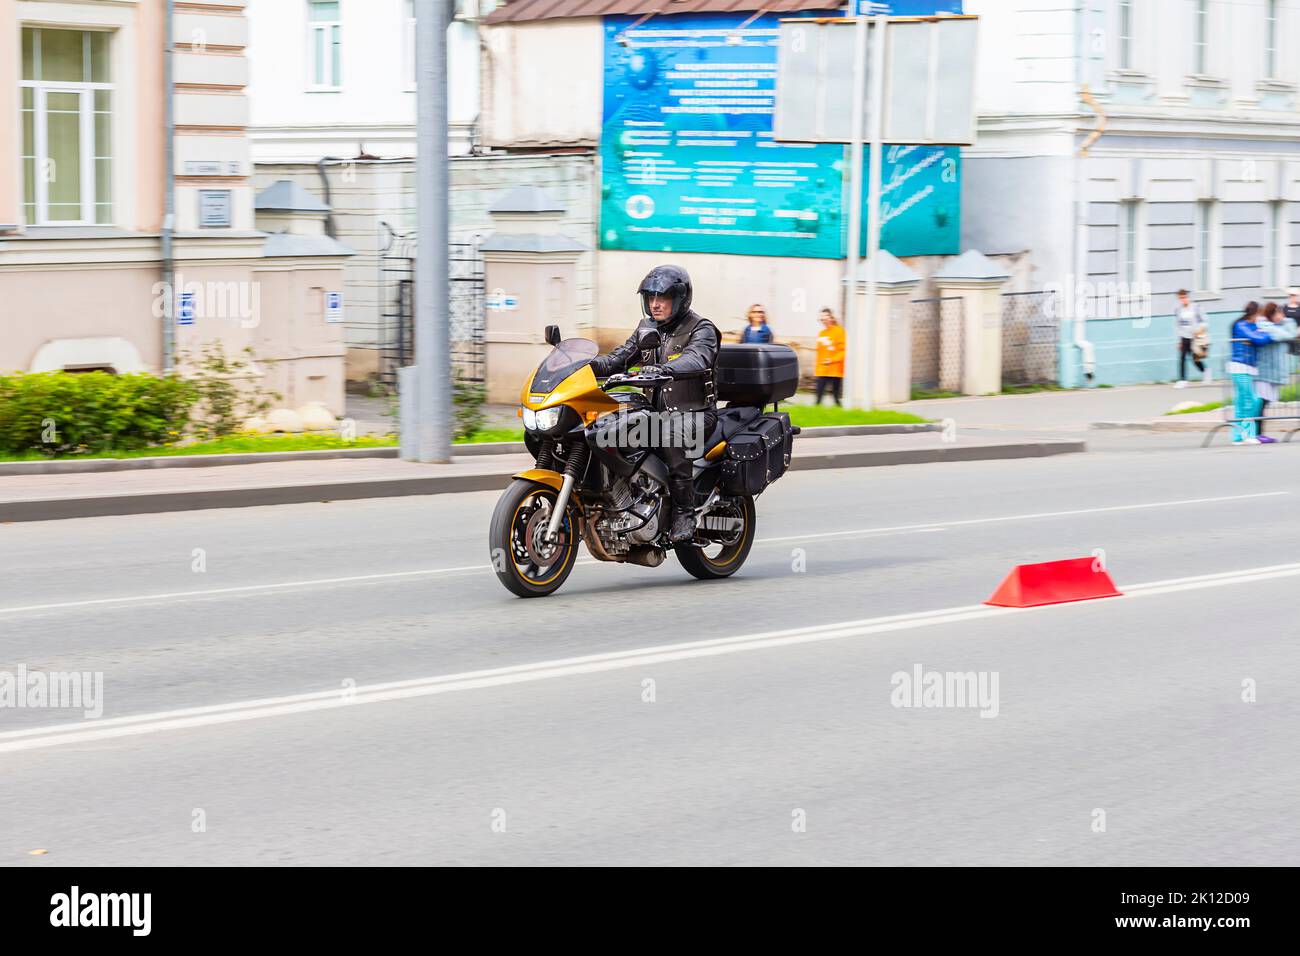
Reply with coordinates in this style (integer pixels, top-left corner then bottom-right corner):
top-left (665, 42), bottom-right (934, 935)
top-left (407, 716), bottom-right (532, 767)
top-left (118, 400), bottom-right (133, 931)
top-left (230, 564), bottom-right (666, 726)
top-left (2, 431), bottom-right (1298, 865)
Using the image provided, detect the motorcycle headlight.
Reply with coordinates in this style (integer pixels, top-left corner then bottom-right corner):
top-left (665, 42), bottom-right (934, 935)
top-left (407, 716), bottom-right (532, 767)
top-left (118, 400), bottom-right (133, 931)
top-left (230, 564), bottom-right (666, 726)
top-left (535, 406), bottom-right (562, 431)
top-left (522, 407), bottom-right (537, 430)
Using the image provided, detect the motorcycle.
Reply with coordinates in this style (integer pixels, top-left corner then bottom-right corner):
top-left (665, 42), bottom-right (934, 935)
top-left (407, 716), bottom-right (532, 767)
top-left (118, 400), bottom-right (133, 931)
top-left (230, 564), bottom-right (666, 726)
top-left (488, 324), bottom-right (800, 597)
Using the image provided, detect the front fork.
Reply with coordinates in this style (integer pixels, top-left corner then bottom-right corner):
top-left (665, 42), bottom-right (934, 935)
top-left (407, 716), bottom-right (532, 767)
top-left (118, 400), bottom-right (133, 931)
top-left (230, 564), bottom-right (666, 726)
top-left (544, 442), bottom-right (590, 543)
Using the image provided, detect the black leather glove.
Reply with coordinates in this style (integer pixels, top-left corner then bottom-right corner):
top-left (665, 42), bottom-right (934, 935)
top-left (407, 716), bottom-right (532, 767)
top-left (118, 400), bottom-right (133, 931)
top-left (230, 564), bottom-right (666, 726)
top-left (638, 364), bottom-right (671, 378)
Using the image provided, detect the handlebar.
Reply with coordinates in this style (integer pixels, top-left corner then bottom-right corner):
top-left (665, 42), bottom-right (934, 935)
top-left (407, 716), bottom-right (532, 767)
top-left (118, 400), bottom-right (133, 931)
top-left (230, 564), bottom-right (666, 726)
top-left (603, 370), bottom-right (674, 388)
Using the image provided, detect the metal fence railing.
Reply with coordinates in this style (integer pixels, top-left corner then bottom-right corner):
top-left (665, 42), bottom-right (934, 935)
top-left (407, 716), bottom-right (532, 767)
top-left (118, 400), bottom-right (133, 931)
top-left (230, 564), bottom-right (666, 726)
top-left (1001, 291), bottom-right (1060, 386)
top-left (1202, 337), bottom-right (1300, 445)
top-left (910, 296), bottom-right (964, 392)
top-left (378, 224), bottom-right (486, 389)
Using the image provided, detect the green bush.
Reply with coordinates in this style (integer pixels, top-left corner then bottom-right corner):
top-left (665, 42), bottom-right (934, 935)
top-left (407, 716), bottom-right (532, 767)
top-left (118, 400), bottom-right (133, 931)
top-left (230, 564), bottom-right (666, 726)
top-left (0, 371), bottom-right (197, 457)
top-left (179, 343), bottom-right (278, 440)
top-left (452, 372), bottom-right (488, 441)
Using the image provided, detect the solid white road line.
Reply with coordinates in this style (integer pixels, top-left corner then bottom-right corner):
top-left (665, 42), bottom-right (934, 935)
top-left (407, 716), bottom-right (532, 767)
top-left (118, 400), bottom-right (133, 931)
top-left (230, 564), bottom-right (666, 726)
top-left (753, 491), bottom-right (1290, 545)
top-left (5, 560), bottom-right (1300, 754)
top-left (0, 492), bottom-right (1284, 617)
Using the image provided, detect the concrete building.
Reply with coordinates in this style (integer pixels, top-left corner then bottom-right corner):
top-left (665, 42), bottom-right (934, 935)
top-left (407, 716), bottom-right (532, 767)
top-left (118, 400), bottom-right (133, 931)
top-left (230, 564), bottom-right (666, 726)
top-left (962, 0), bottom-right (1300, 385)
top-left (244, 0), bottom-right (492, 385)
top-left (0, 0), bottom-right (351, 415)
top-left (244, 0), bottom-right (484, 161)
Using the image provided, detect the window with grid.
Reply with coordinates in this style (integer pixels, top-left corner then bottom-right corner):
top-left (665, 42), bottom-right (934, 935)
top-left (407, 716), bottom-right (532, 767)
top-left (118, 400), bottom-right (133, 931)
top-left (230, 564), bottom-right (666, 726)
top-left (1195, 200), bottom-right (1215, 292)
top-left (1265, 0), bottom-right (1278, 79)
top-left (1193, 0), bottom-right (1208, 74)
top-left (1121, 201), bottom-right (1140, 285)
top-left (20, 27), bottom-right (113, 226)
top-left (309, 1), bottom-right (341, 88)
top-left (1267, 201), bottom-right (1286, 289)
top-left (1118, 0), bottom-right (1134, 70)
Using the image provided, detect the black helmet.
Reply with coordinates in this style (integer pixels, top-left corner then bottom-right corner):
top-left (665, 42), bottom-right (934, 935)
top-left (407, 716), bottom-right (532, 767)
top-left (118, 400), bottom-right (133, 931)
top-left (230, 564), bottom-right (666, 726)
top-left (637, 264), bottom-right (692, 325)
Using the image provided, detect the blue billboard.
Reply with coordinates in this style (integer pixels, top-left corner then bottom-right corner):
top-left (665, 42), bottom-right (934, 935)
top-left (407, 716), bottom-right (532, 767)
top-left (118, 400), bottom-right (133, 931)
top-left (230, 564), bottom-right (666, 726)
top-left (599, 6), bottom-right (963, 260)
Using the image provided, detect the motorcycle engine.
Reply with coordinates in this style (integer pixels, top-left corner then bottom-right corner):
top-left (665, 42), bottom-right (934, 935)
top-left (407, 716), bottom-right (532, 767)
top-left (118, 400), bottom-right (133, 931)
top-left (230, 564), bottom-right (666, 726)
top-left (596, 474), bottom-right (665, 552)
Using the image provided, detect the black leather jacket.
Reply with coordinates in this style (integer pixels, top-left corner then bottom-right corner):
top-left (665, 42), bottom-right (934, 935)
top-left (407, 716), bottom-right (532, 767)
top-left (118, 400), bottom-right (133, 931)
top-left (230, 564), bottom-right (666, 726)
top-left (590, 310), bottom-right (720, 414)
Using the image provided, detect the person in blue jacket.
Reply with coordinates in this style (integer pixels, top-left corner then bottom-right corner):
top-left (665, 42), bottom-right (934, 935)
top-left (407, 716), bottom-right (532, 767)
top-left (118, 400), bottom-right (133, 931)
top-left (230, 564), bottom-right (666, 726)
top-left (740, 304), bottom-right (774, 344)
top-left (1228, 302), bottom-right (1274, 443)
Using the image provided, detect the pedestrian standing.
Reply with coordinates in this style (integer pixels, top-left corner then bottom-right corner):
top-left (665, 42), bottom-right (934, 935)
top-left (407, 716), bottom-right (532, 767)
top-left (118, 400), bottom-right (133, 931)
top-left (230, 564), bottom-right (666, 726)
top-left (1228, 301), bottom-right (1274, 444)
top-left (1174, 289), bottom-right (1209, 387)
top-left (814, 307), bottom-right (846, 406)
top-left (740, 304), bottom-right (773, 344)
top-left (1253, 302), bottom-right (1298, 443)
top-left (1284, 287), bottom-right (1300, 327)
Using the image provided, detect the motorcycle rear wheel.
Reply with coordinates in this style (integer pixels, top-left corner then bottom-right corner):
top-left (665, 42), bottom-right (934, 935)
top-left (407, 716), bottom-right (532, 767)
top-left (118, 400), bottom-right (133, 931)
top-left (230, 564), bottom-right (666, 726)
top-left (674, 494), bottom-right (756, 580)
top-left (490, 479), bottom-right (580, 598)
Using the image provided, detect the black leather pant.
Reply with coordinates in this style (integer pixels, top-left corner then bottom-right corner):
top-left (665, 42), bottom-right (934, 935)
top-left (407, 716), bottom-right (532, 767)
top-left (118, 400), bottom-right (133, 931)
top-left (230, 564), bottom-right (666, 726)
top-left (656, 410), bottom-right (717, 488)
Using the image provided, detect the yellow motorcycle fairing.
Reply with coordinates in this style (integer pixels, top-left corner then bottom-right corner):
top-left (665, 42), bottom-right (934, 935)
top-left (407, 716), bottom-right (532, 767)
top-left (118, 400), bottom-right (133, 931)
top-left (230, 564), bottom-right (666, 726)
top-left (519, 363), bottom-right (621, 422)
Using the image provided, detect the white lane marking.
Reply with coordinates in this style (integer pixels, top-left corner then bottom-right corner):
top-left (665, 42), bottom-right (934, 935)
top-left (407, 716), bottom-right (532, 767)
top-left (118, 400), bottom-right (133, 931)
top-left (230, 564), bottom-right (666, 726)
top-left (5, 560), bottom-right (1300, 754)
top-left (0, 529), bottom-right (942, 618)
top-left (754, 491), bottom-right (1290, 545)
top-left (0, 565), bottom-right (487, 616)
top-left (0, 491), bottom-right (1286, 617)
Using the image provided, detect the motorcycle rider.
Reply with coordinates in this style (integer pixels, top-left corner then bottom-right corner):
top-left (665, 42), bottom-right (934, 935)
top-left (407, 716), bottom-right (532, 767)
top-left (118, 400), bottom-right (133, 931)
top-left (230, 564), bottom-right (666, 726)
top-left (589, 265), bottom-right (720, 545)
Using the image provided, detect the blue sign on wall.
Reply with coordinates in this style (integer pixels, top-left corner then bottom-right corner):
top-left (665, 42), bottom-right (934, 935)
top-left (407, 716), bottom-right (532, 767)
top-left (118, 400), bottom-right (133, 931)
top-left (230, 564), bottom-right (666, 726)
top-left (600, 12), bottom-right (843, 259)
top-left (599, 5), bottom-right (963, 261)
top-left (177, 292), bottom-right (196, 327)
top-left (858, 145), bottom-right (961, 257)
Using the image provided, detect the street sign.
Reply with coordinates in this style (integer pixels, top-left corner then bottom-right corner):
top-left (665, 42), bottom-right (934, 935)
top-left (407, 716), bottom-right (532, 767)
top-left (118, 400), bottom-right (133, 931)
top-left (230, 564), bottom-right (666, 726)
top-left (774, 16), bottom-right (979, 146)
top-left (198, 189), bottom-right (233, 228)
top-left (774, 13), bottom-right (979, 411)
top-left (177, 292), bottom-right (196, 327)
top-left (325, 291), bottom-right (344, 322)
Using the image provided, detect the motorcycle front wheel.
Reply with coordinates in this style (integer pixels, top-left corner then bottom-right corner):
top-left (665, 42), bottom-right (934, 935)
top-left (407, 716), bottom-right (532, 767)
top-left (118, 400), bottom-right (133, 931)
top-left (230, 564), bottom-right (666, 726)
top-left (489, 479), bottom-right (580, 598)
top-left (674, 494), bottom-right (756, 580)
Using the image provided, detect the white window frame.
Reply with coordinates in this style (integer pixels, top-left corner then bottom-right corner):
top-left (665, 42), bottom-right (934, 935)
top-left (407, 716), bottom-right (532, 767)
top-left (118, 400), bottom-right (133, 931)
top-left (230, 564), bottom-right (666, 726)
top-left (1194, 199), bottom-right (1219, 294)
top-left (1117, 0), bottom-right (1134, 71)
top-left (307, 1), bottom-right (342, 91)
top-left (1120, 200), bottom-right (1145, 287)
top-left (20, 28), bottom-right (114, 227)
top-left (1192, 0), bottom-right (1209, 75)
top-left (1264, 0), bottom-right (1278, 81)
top-left (1266, 200), bottom-right (1288, 291)
top-left (404, 0), bottom-right (416, 91)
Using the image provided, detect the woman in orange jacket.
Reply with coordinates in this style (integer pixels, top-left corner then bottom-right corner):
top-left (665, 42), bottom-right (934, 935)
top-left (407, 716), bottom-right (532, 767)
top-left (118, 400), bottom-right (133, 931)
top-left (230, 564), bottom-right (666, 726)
top-left (814, 308), bottom-right (846, 406)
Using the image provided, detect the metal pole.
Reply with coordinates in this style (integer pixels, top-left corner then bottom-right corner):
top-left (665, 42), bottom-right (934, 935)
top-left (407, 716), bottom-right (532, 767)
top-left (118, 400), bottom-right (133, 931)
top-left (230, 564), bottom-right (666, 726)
top-left (413, 0), bottom-right (452, 462)
top-left (161, 0), bottom-right (176, 372)
top-left (861, 14), bottom-right (887, 408)
top-left (842, 14), bottom-right (868, 408)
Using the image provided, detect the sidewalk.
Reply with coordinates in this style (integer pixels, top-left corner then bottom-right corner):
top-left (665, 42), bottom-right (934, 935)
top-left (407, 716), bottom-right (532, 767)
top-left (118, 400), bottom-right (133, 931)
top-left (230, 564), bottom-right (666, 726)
top-left (879, 382), bottom-right (1226, 432)
top-left (0, 431), bottom-right (1083, 522)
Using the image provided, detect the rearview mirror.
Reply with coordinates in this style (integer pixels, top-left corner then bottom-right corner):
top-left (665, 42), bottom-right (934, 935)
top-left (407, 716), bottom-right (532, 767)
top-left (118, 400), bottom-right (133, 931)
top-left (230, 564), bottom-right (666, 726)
top-left (544, 325), bottom-right (562, 346)
top-left (636, 327), bottom-right (661, 351)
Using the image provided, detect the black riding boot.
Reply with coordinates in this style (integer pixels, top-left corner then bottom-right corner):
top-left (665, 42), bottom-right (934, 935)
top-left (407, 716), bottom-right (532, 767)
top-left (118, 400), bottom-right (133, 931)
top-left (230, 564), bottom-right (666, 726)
top-left (668, 477), bottom-right (697, 544)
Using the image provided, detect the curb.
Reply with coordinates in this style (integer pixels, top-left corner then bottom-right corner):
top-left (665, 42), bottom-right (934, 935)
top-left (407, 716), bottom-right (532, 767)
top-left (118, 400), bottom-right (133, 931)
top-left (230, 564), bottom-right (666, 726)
top-left (0, 446), bottom-right (400, 476)
top-left (790, 439), bottom-right (1085, 471)
top-left (0, 422), bottom-right (939, 475)
top-left (1090, 418), bottom-right (1223, 433)
top-left (0, 437), bottom-right (1083, 523)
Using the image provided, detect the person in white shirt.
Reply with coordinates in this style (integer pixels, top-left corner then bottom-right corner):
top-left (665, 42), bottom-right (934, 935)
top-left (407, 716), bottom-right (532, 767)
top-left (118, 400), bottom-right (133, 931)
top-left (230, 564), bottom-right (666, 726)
top-left (1174, 289), bottom-right (1210, 388)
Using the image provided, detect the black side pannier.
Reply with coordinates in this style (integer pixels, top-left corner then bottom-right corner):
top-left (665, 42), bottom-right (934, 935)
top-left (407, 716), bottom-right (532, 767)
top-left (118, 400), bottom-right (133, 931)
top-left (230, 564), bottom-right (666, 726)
top-left (720, 412), bottom-right (793, 497)
top-left (715, 344), bottom-right (799, 406)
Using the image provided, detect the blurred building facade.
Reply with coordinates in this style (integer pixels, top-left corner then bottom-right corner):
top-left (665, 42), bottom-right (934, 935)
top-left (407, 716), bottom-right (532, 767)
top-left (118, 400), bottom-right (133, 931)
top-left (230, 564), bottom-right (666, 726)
top-left (963, 0), bottom-right (1300, 384)
top-left (0, 0), bottom-right (351, 414)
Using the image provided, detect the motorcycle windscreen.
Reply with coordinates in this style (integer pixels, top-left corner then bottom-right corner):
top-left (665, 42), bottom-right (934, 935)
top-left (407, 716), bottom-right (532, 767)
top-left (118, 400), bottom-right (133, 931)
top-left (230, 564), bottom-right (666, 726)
top-left (530, 338), bottom-right (598, 394)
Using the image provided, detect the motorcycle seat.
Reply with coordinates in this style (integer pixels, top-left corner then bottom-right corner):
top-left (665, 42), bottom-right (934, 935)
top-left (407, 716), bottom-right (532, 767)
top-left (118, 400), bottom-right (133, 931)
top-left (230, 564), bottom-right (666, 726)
top-left (697, 405), bottom-right (764, 462)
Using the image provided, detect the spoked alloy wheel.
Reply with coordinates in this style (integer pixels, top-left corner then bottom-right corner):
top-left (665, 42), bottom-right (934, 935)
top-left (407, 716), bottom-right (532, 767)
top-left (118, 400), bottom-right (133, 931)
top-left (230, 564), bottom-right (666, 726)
top-left (489, 479), bottom-right (580, 598)
top-left (674, 494), bottom-right (756, 580)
